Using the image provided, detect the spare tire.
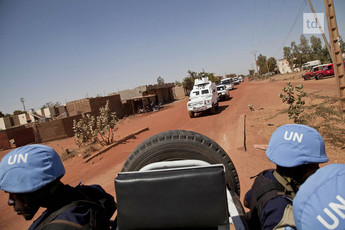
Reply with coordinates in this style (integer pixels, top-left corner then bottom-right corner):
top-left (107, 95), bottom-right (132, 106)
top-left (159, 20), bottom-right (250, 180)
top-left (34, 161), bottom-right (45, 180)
top-left (121, 130), bottom-right (241, 197)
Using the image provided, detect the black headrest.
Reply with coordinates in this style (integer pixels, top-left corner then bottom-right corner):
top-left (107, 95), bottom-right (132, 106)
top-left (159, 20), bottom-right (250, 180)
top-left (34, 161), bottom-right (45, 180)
top-left (115, 164), bottom-right (229, 230)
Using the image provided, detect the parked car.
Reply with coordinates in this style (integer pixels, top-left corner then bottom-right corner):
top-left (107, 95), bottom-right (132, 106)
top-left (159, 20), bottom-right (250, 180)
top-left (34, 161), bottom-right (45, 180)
top-left (238, 76), bottom-right (244, 82)
top-left (315, 61), bottom-right (345, 80)
top-left (302, 65), bottom-right (324, 80)
top-left (216, 84), bottom-right (230, 101)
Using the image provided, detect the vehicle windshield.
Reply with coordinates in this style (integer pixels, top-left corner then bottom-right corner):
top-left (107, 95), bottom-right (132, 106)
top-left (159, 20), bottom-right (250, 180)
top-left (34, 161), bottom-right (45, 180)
top-left (217, 86), bottom-right (225, 91)
top-left (221, 80), bottom-right (230, 84)
top-left (201, 89), bottom-right (209, 94)
top-left (191, 91), bottom-right (200, 97)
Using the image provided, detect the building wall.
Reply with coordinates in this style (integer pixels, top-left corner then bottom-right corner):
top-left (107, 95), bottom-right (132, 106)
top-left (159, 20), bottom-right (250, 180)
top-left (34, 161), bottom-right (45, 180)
top-left (173, 86), bottom-right (185, 99)
top-left (37, 114), bottom-right (82, 141)
top-left (12, 115), bottom-right (21, 126)
top-left (278, 59), bottom-right (292, 74)
top-left (89, 95), bottom-right (124, 119)
top-left (0, 117), bottom-right (11, 130)
top-left (13, 128), bottom-right (35, 147)
top-left (43, 108), bottom-right (52, 118)
top-left (0, 131), bottom-right (11, 150)
top-left (36, 110), bottom-right (43, 117)
top-left (18, 113), bottom-right (28, 125)
top-left (66, 98), bottom-right (92, 117)
top-left (118, 85), bottom-right (147, 100)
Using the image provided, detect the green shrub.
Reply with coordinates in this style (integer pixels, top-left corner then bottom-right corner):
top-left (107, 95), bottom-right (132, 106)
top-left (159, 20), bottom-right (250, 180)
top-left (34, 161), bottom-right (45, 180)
top-left (279, 82), bottom-right (307, 123)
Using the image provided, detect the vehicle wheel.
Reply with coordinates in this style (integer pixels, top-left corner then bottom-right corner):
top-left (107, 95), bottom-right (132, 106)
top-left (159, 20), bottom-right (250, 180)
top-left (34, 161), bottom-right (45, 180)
top-left (318, 74), bottom-right (324, 79)
top-left (188, 111), bottom-right (194, 118)
top-left (121, 130), bottom-right (241, 197)
top-left (306, 75), bottom-right (310, 80)
top-left (210, 104), bottom-right (216, 114)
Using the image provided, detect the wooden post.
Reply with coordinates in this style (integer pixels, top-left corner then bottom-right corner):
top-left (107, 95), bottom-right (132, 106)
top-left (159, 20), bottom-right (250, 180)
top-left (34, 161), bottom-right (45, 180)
top-left (324, 0), bottom-right (345, 111)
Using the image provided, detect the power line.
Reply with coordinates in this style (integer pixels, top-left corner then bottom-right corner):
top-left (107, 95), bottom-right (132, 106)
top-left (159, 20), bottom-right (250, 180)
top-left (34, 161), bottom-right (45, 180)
top-left (274, 0), bottom-right (306, 58)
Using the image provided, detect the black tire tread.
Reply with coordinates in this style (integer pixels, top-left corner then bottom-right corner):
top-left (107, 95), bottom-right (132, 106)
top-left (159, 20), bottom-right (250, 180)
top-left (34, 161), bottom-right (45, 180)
top-left (121, 130), bottom-right (240, 197)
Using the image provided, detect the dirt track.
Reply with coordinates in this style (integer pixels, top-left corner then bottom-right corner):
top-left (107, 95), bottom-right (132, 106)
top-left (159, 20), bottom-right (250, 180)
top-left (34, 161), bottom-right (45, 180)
top-left (0, 75), bottom-right (343, 230)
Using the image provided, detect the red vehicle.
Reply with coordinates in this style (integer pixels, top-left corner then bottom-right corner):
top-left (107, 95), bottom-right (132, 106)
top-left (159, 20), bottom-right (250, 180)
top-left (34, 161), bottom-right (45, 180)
top-left (302, 65), bottom-right (324, 80)
top-left (314, 61), bottom-right (345, 80)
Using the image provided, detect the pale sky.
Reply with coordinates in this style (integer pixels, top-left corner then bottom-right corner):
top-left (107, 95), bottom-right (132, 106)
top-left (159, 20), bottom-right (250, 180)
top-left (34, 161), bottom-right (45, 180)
top-left (1, 0), bottom-right (344, 114)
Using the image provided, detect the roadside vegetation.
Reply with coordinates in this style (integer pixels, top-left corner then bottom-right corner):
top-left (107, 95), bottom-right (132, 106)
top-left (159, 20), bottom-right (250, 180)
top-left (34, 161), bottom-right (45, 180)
top-left (72, 100), bottom-right (118, 156)
top-left (278, 82), bottom-right (345, 147)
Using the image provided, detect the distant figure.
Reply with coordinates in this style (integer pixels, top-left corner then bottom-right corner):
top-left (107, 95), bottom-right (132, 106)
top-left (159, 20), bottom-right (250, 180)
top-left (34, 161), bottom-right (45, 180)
top-left (293, 164), bottom-right (345, 230)
top-left (0, 144), bottom-right (116, 229)
top-left (244, 124), bottom-right (328, 229)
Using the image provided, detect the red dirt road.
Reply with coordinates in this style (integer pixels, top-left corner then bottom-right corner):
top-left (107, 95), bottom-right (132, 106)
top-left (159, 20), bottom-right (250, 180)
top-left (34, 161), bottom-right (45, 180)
top-left (0, 76), bottom-right (343, 229)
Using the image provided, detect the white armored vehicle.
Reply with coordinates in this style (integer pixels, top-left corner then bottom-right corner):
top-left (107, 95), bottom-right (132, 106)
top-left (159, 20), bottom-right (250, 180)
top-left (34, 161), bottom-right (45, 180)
top-left (187, 76), bottom-right (218, 118)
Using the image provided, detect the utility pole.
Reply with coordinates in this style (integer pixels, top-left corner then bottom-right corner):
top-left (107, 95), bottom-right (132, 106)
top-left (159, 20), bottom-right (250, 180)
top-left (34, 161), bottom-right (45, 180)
top-left (251, 50), bottom-right (259, 75)
top-left (307, 0), bottom-right (332, 58)
top-left (324, 0), bottom-right (345, 111)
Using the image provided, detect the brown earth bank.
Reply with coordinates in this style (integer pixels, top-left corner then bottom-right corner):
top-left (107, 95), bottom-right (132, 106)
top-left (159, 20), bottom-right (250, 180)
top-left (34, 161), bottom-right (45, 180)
top-left (0, 73), bottom-right (344, 229)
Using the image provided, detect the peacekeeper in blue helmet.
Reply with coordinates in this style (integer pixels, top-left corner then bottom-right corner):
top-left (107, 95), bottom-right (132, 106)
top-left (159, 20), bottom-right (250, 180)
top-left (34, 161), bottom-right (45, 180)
top-left (0, 144), bottom-right (117, 230)
top-left (244, 124), bottom-right (329, 230)
top-left (293, 164), bottom-right (345, 230)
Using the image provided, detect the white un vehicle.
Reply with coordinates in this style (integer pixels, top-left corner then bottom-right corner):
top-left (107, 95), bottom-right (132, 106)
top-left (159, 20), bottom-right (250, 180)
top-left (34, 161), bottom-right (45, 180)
top-left (187, 76), bottom-right (219, 118)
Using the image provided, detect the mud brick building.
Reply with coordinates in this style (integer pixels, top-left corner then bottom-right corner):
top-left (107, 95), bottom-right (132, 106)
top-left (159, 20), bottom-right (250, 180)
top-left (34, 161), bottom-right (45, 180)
top-left (66, 94), bottom-right (124, 118)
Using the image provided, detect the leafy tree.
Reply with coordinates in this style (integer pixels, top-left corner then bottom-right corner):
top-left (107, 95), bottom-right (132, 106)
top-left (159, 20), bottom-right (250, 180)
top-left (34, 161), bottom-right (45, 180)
top-left (226, 73), bottom-right (237, 78)
top-left (248, 69), bottom-right (255, 76)
top-left (41, 101), bottom-right (61, 109)
top-left (174, 80), bottom-right (182, 86)
top-left (267, 57), bottom-right (277, 72)
top-left (13, 110), bottom-right (25, 115)
top-left (157, 76), bottom-right (165, 85)
top-left (182, 70), bottom-right (219, 93)
top-left (283, 46), bottom-right (293, 68)
top-left (310, 35), bottom-right (322, 58)
top-left (257, 54), bottom-right (268, 74)
top-left (0, 111), bottom-right (4, 118)
top-left (339, 36), bottom-right (345, 53)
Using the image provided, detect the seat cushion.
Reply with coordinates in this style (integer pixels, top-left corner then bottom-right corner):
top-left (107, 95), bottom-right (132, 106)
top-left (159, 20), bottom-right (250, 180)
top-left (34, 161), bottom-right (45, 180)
top-left (115, 164), bottom-right (229, 230)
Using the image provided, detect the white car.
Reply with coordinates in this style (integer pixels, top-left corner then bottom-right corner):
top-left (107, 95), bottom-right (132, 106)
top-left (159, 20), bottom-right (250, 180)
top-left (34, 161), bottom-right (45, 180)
top-left (220, 78), bottom-right (233, 91)
top-left (216, 84), bottom-right (230, 101)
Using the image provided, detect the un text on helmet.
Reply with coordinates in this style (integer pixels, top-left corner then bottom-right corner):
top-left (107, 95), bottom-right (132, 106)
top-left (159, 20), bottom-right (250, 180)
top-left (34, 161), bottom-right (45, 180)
top-left (316, 195), bottom-right (345, 229)
top-left (284, 131), bottom-right (303, 143)
top-left (7, 154), bottom-right (28, 165)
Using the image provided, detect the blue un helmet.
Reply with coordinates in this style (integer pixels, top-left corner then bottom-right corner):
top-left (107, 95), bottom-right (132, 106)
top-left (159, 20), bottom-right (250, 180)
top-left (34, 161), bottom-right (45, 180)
top-left (293, 164), bottom-right (345, 229)
top-left (0, 144), bottom-right (65, 193)
top-left (266, 124), bottom-right (328, 167)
